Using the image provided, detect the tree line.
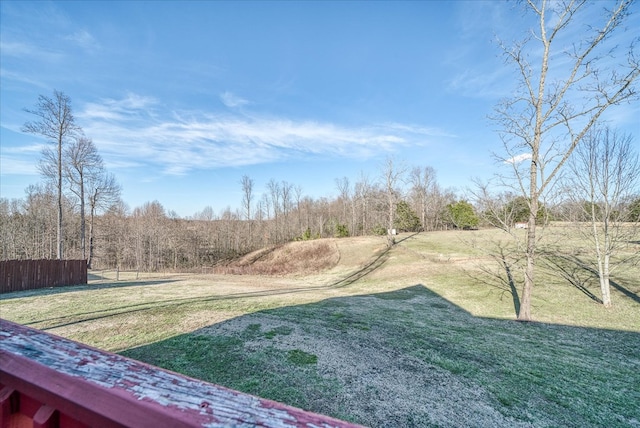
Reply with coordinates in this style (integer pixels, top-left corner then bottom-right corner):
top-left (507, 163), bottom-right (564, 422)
top-left (1, 141), bottom-right (466, 270)
top-left (3, 128), bottom-right (637, 275)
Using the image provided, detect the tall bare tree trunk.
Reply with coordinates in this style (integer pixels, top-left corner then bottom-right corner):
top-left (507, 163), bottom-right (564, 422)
top-left (57, 131), bottom-right (63, 259)
top-left (521, 208), bottom-right (537, 321)
top-left (23, 91), bottom-right (80, 260)
top-left (88, 208), bottom-right (95, 269)
top-left (79, 171), bottom-right (86, 260)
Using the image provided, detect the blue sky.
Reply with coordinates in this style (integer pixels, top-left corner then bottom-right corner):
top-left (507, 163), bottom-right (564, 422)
top-left (1, 1), bottom-right (638, 217)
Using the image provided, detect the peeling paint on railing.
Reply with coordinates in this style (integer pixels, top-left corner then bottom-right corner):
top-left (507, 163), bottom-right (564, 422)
top-left (0, 319), bottom-right (363, 428)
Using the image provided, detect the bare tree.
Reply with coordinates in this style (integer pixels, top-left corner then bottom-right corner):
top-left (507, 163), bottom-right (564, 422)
top-left (567, 127), bottom-right (639, 307)
top-left (409, 166), bottom-right (439, 231)
top-left (354, 172), bottom-right (373, 235)
top-left (473, 181), bottom-right (532, 233)
top-left (86, 172), bottom-right (121, 268)
top-left (195, 206), bottom-right (215, 221)
top-left (23, 90), bottom-right (80, 259)
top-left (64, 136), bottom-right (102, 261)
top-left (492, 0), bottom-right (639, 321)
top-left (380, 157), bottom-right (407, 247)
top-left (293, 184), bottom-right (304, 236)
top-left (280, 181), bottom-right (294, 241)
top-left (0, 186), bottom-right (56, 259)
top-left (132, 201), bottom-right (167, 271)
top-left (266, 179), bottom-right (281, 243)
top-left (335, 177), bottom-right (352, 233)
top-left (240, 175), bottom-right (254, 222)
top-left (240, 175), bottom-right (254, 248)
top-left (258, 192), bottom-right (272, 243)
top-left (99, 201), bottom-right (130, 269)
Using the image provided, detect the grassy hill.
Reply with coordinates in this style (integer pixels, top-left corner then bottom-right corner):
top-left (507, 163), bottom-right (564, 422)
top-left (2, 228), bottom-right (639, 427)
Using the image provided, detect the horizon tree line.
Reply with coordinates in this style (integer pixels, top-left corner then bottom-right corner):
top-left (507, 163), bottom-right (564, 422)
top-left (0, 165), bottom-right (452, 268)
top-left (2, 134), bottom-right (638, 271)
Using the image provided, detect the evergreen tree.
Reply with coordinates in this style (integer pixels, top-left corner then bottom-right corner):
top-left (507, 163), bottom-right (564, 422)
top-left (446, 201), bottom-right (479, 230)
top-left (395, 201), bottom-right (422, 232)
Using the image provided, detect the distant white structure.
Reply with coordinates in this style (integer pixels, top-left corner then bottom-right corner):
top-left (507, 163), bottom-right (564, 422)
top-left (514, 222), bottom-right (528, 229)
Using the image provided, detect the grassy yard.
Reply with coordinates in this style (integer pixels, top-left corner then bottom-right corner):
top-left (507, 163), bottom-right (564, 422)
top-left (1, 227), bottom-right (639, 427)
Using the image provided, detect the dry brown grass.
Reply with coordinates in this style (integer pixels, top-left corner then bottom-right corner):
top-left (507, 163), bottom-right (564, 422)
top-left (214, 240), bottom-right (341, 276)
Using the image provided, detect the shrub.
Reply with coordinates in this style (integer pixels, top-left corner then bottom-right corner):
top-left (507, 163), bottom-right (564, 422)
top-left (335, 223), bottom-right (349, 238)
top-left (446, 200), bottom-right (479, 230)
top-left (395, 201), bottom-right (422, 232)
top-left (372, 225), bottom-right (387, 236)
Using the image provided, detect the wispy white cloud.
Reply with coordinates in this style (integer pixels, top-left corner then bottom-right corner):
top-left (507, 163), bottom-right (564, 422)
top-left (0, 40), bottom-right (64, 62)
top-left (0, 143), bottom-right (48, 176)
top-left (64, 29), bottom-right (100, 52)
top-left (2, 143), bottom-right (47, 155)
top-left (0, 68), bottom-right (50, 89)
top-left (0, 40), bottom-right (32, 56)
top-left (79, 93), bottom-right (447, 176)
top-left (447, 66), bottom-right (515, 99)
top-left (382, 122), bottom-right (457, 138)
top-left (0, 156), bottom-right (39, 175)
top-left (79, 93), bottom-right (158, 121)
top-left (505, 153), bottom-right (532, 164)
top-left (220, 91), bottom-right (249, 108)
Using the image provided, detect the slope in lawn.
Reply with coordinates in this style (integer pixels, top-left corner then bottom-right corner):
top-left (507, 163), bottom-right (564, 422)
top-left (215, 240), bottom-right (342, 276)
top-left (122, 285), bottom-right (640, 428)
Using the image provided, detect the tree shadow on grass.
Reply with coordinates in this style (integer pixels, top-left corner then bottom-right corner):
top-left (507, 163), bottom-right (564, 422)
top-left (17, 251), bottom-right (391, 331)
top-left (540, 252), bottom-right (602, 304)
top-left (0, 279), bottom-right (181, 301)
top-left (469, 245), bottom-right (521, 317)
top-left (609, 278), bottom-right (640, 304)
top-left (541, 251), bottom-right (640, 306)
top-left (474, 244), bottom-right (640, 314)
top-left (120, 284), bottom-right (640, 428)
top-left (328, 246), bottom-right (390, 288)
top-left (498, 248), bottom-right (521, 316)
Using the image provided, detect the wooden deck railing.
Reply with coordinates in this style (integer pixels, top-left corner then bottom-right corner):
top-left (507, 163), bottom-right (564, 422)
top-left (0, 320), bottom-right (362, 428)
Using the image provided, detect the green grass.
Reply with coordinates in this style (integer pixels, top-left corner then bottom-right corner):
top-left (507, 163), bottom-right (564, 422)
top-left (122, 331), bottom-right (339, 412)
top-left (118, 285), bottom-right (640, 426)
top-left (264, 325), bottom-right (294, 339)
top-left (287, 349), bottom-right (318, 365)
top-left (1, 227), bottom-right (639, 427)
top-left (0, 278), bottom-right (307, 351)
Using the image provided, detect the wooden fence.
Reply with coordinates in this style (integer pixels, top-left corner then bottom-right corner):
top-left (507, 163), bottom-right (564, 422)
top-left (0, 260), bottom-right (87, 294)
top-left (0, 319), bottom-right (363, 428)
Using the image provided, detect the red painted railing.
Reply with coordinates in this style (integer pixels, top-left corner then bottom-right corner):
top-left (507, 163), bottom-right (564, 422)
top-left (0, 320), bottom-right (362, 428)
